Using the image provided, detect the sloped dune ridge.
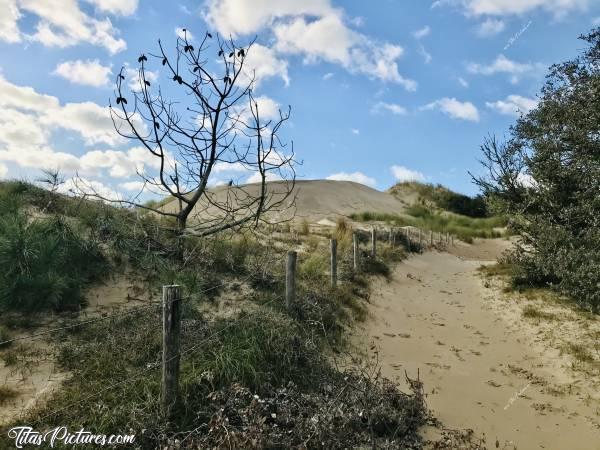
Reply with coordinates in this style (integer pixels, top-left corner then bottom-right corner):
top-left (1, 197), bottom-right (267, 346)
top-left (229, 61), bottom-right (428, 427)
top-left (163, 179), bottom-right (408, 224)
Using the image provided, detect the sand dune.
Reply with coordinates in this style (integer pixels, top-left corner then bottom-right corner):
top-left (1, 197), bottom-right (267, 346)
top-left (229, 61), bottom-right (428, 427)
top-left (163, 179), bottom-right (408, 224)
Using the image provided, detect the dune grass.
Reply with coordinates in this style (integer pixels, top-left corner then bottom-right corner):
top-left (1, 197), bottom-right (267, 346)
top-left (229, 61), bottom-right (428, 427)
top-left (350, 206), bottom-right (505, 242)
top-left (0, 180), bottom-right (426, 447)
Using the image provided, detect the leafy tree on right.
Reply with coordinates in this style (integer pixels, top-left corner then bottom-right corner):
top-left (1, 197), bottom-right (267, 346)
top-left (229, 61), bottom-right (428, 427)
top-left (472, 28), bottom-right (600, 312)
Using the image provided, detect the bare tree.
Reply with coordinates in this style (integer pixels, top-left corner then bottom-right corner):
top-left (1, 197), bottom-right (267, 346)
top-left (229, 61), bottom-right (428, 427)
top-left (78, 30), bottom-right (296, 257)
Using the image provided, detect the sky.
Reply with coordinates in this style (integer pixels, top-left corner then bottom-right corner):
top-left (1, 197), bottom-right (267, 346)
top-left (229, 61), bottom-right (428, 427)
top-left (0, 0), bottom-right (599, 198)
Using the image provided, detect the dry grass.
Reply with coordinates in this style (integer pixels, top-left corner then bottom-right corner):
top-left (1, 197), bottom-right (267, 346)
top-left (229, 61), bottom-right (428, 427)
top-left (333, 217), bottom-right (352, 243)
top-left (522, 305), bottom-right (557, 321)
top-left (299, 219), bottom-right (310, 235)
top-left (0, 386), bottom-right (18, 405)
top-left (563, 342), bottom-right (595, 364)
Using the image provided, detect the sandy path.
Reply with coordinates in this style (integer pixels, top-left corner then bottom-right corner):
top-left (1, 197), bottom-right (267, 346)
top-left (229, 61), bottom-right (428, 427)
top-left (356, 243), bottom-right (600, 449)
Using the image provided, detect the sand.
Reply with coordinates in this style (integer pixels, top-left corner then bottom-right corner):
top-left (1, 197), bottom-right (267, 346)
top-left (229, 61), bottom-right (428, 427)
top-left (162, 179), bottom-right (408, 224)
top-left (355, 240), bottom-right (600, 449)
top-left (0, 275), bottom-right (155, 426)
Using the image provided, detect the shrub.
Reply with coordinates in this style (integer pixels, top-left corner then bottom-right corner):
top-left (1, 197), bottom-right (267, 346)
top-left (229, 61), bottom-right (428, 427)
top-left (0, 325), bottom-right (12, 348)
top-left (333, 216), bottom-right (352, 244)
top-left (472, 29), bottom-right (600, 312)
top-left (0, 213), bottom-right (108, 312)
top-left (299, 218), bottom-right (310, 235)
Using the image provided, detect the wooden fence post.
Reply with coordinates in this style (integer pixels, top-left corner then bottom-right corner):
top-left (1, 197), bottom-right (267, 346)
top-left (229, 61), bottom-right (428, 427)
top-left (162, 285), bottom-right (181, 419)
top-left (451, 235), bottom-right (454, 246)
top-left (353, 232), bottom-right (359, 271)
top-left (430, 230), bottom-right (433, 246)
top-left (286, 251), bottom-right (297, 309)
top-left (419, 229), bottom-right (423, 247)
top-left (406, 228), bottom-right (411, 252)
top-left (389, 229), bottom-right (393, 246)
top-left (446, 232), bottom-right (450, 245)
top-left (371, 228), bottom-right (377, 257)
top-left (330, 239), bottom-right (337, 288)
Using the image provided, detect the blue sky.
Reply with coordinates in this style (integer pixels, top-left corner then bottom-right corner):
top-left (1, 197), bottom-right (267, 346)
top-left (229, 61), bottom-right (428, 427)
top-left (0, 0), bottom-right (598, 197)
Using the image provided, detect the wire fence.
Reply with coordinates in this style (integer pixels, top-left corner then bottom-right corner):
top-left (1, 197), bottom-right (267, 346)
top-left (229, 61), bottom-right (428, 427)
top-left (31, 293), bottom-right (284, 425)
top-left (2, 224), bottom-right (454, 425)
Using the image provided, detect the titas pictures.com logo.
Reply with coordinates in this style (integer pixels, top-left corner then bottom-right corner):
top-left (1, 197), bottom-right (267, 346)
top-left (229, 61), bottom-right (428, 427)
top-left (7, 426), bottom-right (135, 448)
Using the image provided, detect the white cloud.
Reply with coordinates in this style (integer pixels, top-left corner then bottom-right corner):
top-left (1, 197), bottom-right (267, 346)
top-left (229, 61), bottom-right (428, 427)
top-left (422, 97), bottom-right (480, 122)
top-left (253, 95), bottom-right (281, 119)
top-left (593, 17), bottom-right (600, 25)
top-left (412, 25), bottom-right (430, 39)
top-left (0, 162), bottom-right (8, 179)
top-left (476, 18), bottom-right (505, 36)
top-left (460, 0), bottom-right (589, 17)
top-left (351, 128), bottom-right (360, 135)
top-left (119, 180), bottom-right (146, 191)
top-left (246, 171), bottom-right (282, 184)
top-left (0, 76), bottom-right (157, 180)
top-left (60, 177), bottom-right (122, 200)
top-left (234, 95), bottom-right (281, 126)
top-left (0, 75), bottom-right (60, 112)
top-left (458, 77), bottom-right (469, 88)
top-left (390, 165), bottom-right (425, 182)
top-left (203, 0), bottom-right (334, 37)
top-left (53, 59), bottom-right (112, 87)
top-left (0, 0), bottom-right (21, 43)
top-left (242, 43), bottom-right (290, 87)
top-left (79, 147), bottom-right (160, 178)
top-left (486, 94), bottom-right (538, 116)
top-left (467, 54), bottom-right (543, 82)
top-left (213, 161), bottom-right (248, 174)
top-left (418, 44), bottom-right (432, 64)
top-left (84, 0), bottom-right (138, 16)
top-left (371, 101), bottom-right (407, 115)
top-left (124, 65), bottom-right (158, 91)
top-left (0, 76), bottom-right (124, 148)
top-left (326, 171), bottom-right (376, 188)
top-left (0, 145), bottom-right (82, 173)
top-left (41, 101), bottom-right (123, 146)
top-left (322, 72), bottom-right (334, 80)
top-left (10, 0), bottom-right (127, 53)
top-left (204, 0), bottom-right (415, 88)
top-left (273, 15), bottom-right (415, 88)
top-left (175, 27), bottom-right (192, 40)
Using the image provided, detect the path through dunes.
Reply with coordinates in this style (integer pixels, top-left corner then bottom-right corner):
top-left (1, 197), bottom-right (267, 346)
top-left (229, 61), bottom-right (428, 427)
top-left (355, 240), bottom-right (600, 449)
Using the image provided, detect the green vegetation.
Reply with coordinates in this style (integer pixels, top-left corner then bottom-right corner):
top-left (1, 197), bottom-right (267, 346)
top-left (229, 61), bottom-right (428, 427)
top-left (0, 179), bottom-right (425, 448)
top-left (390, 181), bottom-right (488, 217)
top-left (473, 29), bottom-right (600, 312)
top-left (0, 386), bottom-right (18, 405)
top-left (563, 343), bottom-right (595, 365)
top-left (0, 183), bottom-right (109, 312)
top-left (522, 305), bottom-right (557, 321)
top-left (350, 206), bottom-right (505, 243)
top-left (0, 325), bottom-right (12, 348)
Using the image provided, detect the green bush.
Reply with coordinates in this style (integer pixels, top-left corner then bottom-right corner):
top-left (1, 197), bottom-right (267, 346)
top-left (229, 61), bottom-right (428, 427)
top-left (390, 181), bottom-right (488, 217)
top-left (350, 207), bottom-right (505, 242)
top-left (0, 213), bottom-right (108, 312)
top-left (473, 29), bottom-right (600, 311)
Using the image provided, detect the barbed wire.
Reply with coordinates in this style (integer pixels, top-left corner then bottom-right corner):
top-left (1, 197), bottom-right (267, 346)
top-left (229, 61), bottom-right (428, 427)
top-left (0, 270), bottom-right (282, 347)
top-left (31, 294), bottom-right (284, 425)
